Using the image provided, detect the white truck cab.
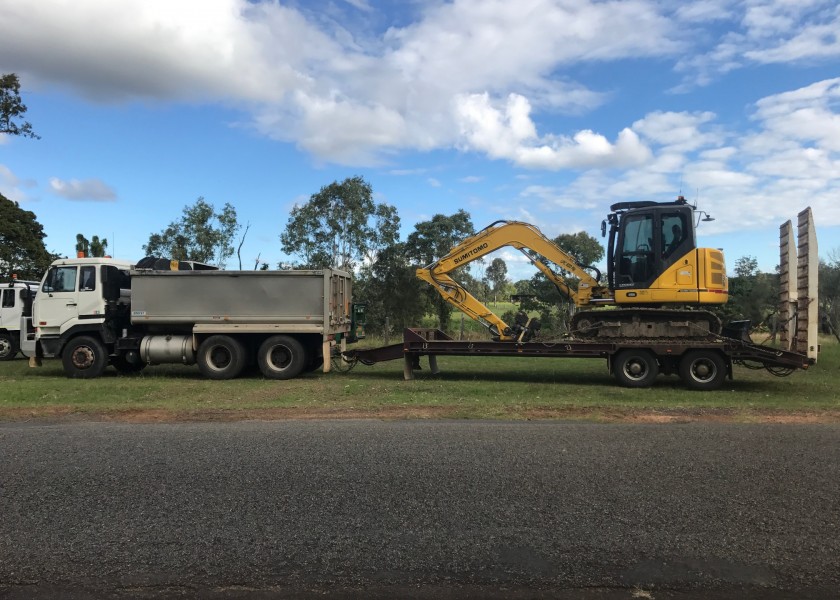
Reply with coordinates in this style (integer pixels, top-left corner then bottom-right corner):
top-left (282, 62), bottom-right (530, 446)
top-left (33, 257), bottom-right (133, 361)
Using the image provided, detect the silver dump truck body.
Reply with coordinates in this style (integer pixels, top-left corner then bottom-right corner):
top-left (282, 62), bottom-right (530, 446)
top-left (129, 268), bottom-right (353, 338)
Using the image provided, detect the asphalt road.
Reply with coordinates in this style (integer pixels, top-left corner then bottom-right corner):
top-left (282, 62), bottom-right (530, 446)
top-left (1, 420), bottom-right (838, 599)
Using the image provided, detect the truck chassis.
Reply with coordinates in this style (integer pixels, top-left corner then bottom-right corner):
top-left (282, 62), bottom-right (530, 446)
top-left (345, 328), bottom-right (814, 391)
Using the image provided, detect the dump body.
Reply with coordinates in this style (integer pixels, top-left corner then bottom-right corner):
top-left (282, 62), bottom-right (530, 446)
top-left (129, 268), bottom-right (352, 336)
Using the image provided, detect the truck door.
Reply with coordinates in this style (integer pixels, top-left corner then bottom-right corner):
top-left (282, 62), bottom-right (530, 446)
top-left (76, 266), bottom-right (103, 318)
top-left (36, 265), bottom-right (80, 333)
top-left (0, 287), bottom-right (17, 329)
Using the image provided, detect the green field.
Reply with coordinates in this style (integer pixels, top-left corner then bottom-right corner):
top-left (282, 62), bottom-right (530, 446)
top-left (1, 336), bottom-right (837, 422)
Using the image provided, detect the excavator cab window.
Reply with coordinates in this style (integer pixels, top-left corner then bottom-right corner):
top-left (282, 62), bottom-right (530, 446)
top-left (661, 212), bottom-right (689, 260)
top-left (616, 213), bottom-right (654, 286)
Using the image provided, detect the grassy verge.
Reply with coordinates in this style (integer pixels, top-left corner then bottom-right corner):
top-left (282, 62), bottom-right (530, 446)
top-left (0, 337), bottom-right (837, 422)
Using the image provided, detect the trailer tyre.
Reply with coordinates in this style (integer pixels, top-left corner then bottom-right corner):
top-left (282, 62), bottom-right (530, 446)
top-left (258, 335), bottom-right (306, 380)
top-left (0, 331), bottom-right (18, 361)
top-left (197, 335), bottom-right (247, 380)
top-left (62, 335), bottom-right (108, 378)
top-left (613, 349), bottom-right (659, 388)
top-left (679, 350), bottom-right (727, 391)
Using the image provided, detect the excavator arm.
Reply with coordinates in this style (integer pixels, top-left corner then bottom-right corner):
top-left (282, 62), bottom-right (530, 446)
top-left (416, 221), bottom-right (611, 341)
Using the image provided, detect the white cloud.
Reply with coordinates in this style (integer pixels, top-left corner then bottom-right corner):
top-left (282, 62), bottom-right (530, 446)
top-left (675, 0), bottom-right (840, 88)
top-left (0, 164), bottom-right (37, 203)
top-left (456, 93), bottom-right (652, 170)
top-left (49, 177), bottom-right (117, 201)
top-left (525, 77), bottom-right (840, 233)
top-left (520, 185), bottom-right (598, 210)
top-left (0, 0), bottom-right (687, 165)
top-left (751, 78), bottom-right (840, 152)
top-left (427, 178), bottom-right (441, 188)
top-left (341, 0), bottom-right (373, 12)
top-left (632, 111), bottom-right (721, 152)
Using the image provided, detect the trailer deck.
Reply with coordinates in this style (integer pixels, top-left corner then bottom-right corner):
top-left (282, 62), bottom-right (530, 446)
top-left (344, 328), bottom-right (814, 390)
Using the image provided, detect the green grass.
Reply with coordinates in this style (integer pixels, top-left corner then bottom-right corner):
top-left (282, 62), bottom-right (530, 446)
top-left (0, 337), bottom-right (837, 421)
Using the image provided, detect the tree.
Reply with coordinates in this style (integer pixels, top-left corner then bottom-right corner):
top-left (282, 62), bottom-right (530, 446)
top-left (723, 255), bottom-right (778, 328)
top-left (524, 230), bottom-right (605, 333)
top-left (552, 231), bottom-right (604, 269)
top-left (144, 198), bottom-right (239, 267)
top-left (75, 234), bottom-right (108, 257)
top-left (280, 176), bottom-right (399, 270)
top-left (0, 74), bottom-right (39, 139)
top-left (485, 258), bottom-right (508, 299)
top-left (405, 210), bottom-right (475, 330)
top-left (819, 252), bottom-right (840, 343)
top-left (0, 193), bottom-right (57, 279)
top-left (355, 243), bottom-right (428, 337)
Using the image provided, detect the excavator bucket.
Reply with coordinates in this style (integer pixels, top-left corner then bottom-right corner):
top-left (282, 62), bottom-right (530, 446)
top-left (779, 208), bottom-right (818, 362)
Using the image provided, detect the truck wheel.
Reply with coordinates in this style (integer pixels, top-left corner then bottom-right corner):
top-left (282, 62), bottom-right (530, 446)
top-left (197, 335), bottom-right (247, 380)
top-left (62, 336), bottom-right (108, 378)
top-left (0, 332), bottom-right (18, 361)
top-left (257, 335), bottom-right (306, 380)
top-left (679, 350), bottom-right (727, 391)
top-left (613, 349), bottom-right (659, 388)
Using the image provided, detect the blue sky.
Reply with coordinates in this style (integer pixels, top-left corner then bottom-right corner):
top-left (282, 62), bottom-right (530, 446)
top-left (1, 0), bottom-right (839, 281)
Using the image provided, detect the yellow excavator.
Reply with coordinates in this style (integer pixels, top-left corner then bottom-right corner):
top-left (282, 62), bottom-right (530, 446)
top-left (416, 196), bottom-right (728, 342)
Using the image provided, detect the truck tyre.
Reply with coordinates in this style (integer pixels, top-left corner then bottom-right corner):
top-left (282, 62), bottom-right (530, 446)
top-left (0, 332), bottom-right (18, 361)
top-left (613, 349), bottom-right (659, 388)
top-left (679, 350), bottom-right (727, 391)
top-left (197, 335), bottom-right (247, 380)
top-left (62, 335), bottom-right (108, 378)
top-left (257, 335), bottom-right (306, 380)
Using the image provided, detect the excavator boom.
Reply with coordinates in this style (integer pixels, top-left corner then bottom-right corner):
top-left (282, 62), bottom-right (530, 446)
top-left (416, 220), bottom-right (611, 341)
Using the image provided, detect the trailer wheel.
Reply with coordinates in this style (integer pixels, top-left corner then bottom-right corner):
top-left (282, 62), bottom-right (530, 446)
top-left (0, 332), bottom-right (18, 361)
top-left (613, 349), bottom-right (659, 388)
top-left (679, 350), bottom-right (727, 391)
top-left (257, 335), bottom-right (306, 380)
top-left (62, 336), bottom-right (108, 378)
top-left (197, 335), bottom-right (247, 380)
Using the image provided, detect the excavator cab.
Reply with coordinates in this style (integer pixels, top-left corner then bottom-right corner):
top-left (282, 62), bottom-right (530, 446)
top-left (604, 197), bottom-right (727, 306)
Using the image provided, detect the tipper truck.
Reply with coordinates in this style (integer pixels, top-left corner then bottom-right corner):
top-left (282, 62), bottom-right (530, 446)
top-left (24, 257), bottom-right (362, 379)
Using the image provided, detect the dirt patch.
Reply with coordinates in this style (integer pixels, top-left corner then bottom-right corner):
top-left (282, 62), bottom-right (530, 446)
top-left (519, 406), bottom-right (840, 424)
top-left (2, 405), bottom-right (840, 424)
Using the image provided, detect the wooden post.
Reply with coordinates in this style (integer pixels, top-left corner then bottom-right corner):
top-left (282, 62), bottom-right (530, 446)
top-left (429, 355), bottom-right (440, 374)
top-left (796, 208), bottom-right (819, 362)
top-left (403, 354), bottom-right (415, 380)
top-left (779, 220), bottom-right (797, 351)
top-left (322, 340), bottom-right (332, 373)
